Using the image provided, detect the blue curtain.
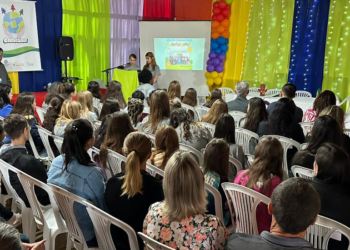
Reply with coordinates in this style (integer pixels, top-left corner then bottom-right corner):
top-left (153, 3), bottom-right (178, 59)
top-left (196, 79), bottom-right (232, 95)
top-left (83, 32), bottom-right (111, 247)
top-left (288, 0), bottom-right (330, 96)
top-left (18, 0), bottom-right (62, 92)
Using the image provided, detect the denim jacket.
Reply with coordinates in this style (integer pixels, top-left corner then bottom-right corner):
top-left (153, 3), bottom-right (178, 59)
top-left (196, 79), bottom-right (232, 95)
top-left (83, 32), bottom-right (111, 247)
top-left (47, 155), bottom-right (107, 242)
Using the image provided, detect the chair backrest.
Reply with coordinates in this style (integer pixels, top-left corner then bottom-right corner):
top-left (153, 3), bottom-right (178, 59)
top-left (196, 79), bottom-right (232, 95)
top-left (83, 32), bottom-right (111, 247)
top-left (235, 128), bottom-right (259, 155)
top-left (306, 215), bottom-right (350, 249)
top-left (178, 143), bottom-right (204, 166)
top-left (49, 184), bottom-right (90, 250)
top-left (88, 147), bottom-right (100, 161)
top-left (204, 183), bottom-right (224, 222)
top-left (344, 129), bottom-right (350, 137)
top-left (93, 120), bottom-right (101, 130)
top-left (181, 103), bottom-right (199, 122)
top-left (28, 136), bottom-right (48, 161)
top-left (107, 149), bottom-right (126, 175)
top-left (53, 135), bottom-right (64, 154)
top-left (296, 91), bottom-right (312, 98)
top-left (249, 87), bottom-right (260, 93)
top-left (198, 122), bottom-right (215, 136)
top-left (228, 111), bottom-right (246, 128)
top-left (138, 232), bottom-right (174, 250)
top-left (221, 182), bottom-right (271, 235)
top-left (85, 202), bottom-right (139, 250)
top-left (195, 106), bottom-right (210, 120)
top-left (218, 87), bottom-right (234, 96)
top-left (265, 89), bottom-right (281, 96)
top-left (36, 125), bottom-right (56, 162)
top-left (291, 165), bottom-right (314, 180)
top-left (300, 143), bottom-right (309, 150)
top-left (246, 154), bottom-right (254, 168)
top-left (146, 163), bottom-right (164, 178)
top-left (17, 171), bottom-right (66, 231)
top-left (299, 122), bottom-right (314, 136)
top-left (338, 97), bottom-right (350, 113)
top-left (197, 89), bottom-right (211, 106)
top-left (36, 107), bottom-right (47, 123)
top-left (229, 156), bottom-right (243, 173)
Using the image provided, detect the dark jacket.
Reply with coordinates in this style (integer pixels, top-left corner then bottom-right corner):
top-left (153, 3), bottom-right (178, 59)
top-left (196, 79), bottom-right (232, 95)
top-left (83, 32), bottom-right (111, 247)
top-left (25, 116), bottom-right (45, 155)
top-left (0, 63), bottom-right (12, 86)
top-left (0, 145), bottom-right (50, 207)
top-left (267, 99), bottom-right (303, 123)
top-left (227, 96), bottom-right (249, 113)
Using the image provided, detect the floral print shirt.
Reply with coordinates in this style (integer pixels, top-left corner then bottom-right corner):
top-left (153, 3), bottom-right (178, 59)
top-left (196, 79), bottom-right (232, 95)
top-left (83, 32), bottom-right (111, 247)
top-left (143, 202), bottom-right (228, 249)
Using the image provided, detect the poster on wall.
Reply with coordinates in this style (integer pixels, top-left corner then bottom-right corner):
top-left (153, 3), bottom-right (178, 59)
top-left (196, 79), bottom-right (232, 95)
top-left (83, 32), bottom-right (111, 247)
top-left (0, 0), bottom-right (42, 72)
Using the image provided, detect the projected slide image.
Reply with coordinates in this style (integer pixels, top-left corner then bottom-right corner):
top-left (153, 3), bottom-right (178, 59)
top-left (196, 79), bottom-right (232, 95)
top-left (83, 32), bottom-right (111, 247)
top-left (154, 38), bottom-right (205, 71)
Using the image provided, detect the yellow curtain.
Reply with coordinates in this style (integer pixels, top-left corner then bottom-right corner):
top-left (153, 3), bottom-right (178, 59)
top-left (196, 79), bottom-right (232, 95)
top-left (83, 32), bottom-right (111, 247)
top-left (241, 0), bottom-right (294, 89)
top-left (322, 0), bottom-right (350, 102)
top-left (8, 72), bottom-right (19, 94)
top-left (112, 69), bottom-right (139, 101)
top-left (222, 0), bottom-right (251, 90)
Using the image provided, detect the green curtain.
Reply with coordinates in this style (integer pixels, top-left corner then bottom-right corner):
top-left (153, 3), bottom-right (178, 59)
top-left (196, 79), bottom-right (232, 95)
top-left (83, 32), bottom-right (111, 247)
top-left (322, 0), bottom-right (350, 101)
top-left (242, 0), bottom-right (295, 89)
top-left (62, 0), bottom-right (110, 92)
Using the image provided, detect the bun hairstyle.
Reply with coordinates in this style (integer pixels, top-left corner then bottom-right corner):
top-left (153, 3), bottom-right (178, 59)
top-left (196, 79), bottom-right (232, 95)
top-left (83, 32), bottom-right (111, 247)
top-left (128, 98), bottom-right (144, 127)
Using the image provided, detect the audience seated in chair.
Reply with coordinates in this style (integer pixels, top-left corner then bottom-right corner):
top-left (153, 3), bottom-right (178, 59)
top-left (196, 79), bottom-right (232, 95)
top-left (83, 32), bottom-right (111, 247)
top-left (58, 82), bottom-right (76, 101)
top-left (267, 84), bottom-right (303, 123)
top-left (170, 108), bottom-right (212, 151)
top-left (105, 132), bottom-right (164, 250)
top-left (240, 97), bottom-right (268, 131)
top-left (101, 81), bottom-right (127, 109)
top-left (167, 80), bottom-right (181, 103)
top-left (169, 99), bottom-right (182, 113)
top-left (303, 90), bottom-right (336, 123)
top-left (127, 98), bottom-right (144, 127)
top-left (182, 88), bottom-right (197, 107)
top-left (148, 125), bottom-right (179, 171)
top-left (227, 81), bottom-right (249, 113)
top-left (234, 137), bottom-right (284, 234)
top-left (0, 114), bottom-right (50, 208)
top-left (98, 97), bottom-right (119, 121)
top-left (227, 178), bottom-right (320, 250)
top-left (42, 81), bottom-right (63, 110)
top-left (0, 85), bottom-right (13, 144)
top-left (53, 100), bottom-right (81, 137)
top-left (143, 151), bottom-right (228, 249)
top-left (204, 89), bottom-right (222, 108)
top-left (292, 116), bottom-right (342, 170)
top-left (136, 68), bottom-right (155, 107)
top-left (77, 91), bottom-right (98, 122)
top-left (87, 80), bottom-right (101, 108)
top-left (201, 99), bottom-right (228, 125)
top-left (48, 119), bottom-right (107, 248)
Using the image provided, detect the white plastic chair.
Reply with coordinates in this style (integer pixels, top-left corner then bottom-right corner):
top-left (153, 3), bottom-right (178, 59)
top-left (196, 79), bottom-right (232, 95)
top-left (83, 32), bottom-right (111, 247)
top-left (306, 215), bottom-right (350, 250)
top-left (53, 136), bottom-right (64, 154)
top-left (93, 120), bottom-right (101, 130)
top-left (107, 149), bottom-right (126, 176)
top-left (301, 143), bottom-right (309, 150)
top-left (197, 89), bottom-right (211, 106)
top-left (36, 107), bottom-right (47, 123)
top-left (228, 156), bottom-right (243, 182)
top-left (222, 182), bottom-right (271, 235)
top-left (235, 128), bottom-right (259, 155)
top-left (198, 122), bottom-right (215, 136)
top-left (225, 93), bottom-right (236, 102)
top-left (18, 171), bottom-right (71, 250)
top-left (218, 87), bottom-right (234, 96)
top-left (85, 202), bottom-right (139, 250)
top-left (204, 183), bottom-right (224, 222)
top-left (195, 106), bottom-right (210, 120)
top-left (249, 87), bottom-right (260, 93)
top-left (265, 88), bottom-right (281, 97)
top-left (0, 159), bottom-right (37, 242)
top-left (339, 97), bottom-right (350, 113)
top-left (291, 165), bottom-right (314, 180)
top-left (246, 154), bottom-right (254, 168)
top-left (178, 143), bottom-right (204, 166)
top-left (181, 103), bottom-right (199, 122)
top-left (146, 163), bottom-right (164, 178)
top-left (49, 184), bottom-right (99, 250)
top-left (36, 125), bottom-right (56, 162)
top-left (299, 122), bottom-right (314, 136)
top-left (28, 136), bottom-right (49, 162)
top-left (228, 111), bottom-right (246, 128)
top-left (344, 129), bottom-right (350, 137)
top-left (138, 232), bottom-right (174, 250)
top-left (296, 91), bottom-right (312, 98)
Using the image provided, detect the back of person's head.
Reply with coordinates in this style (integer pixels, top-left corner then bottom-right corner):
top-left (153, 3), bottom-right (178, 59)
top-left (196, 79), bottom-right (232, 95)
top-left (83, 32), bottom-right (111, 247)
top-left (45, 81), bottom-right (63, 104)
top-left (152, 125), bottom-right (179, 170)
top-left (246, 137), bottom-right (284, 195)
top-left (120, 132), bottom-right (152, 198)
top-left (182, 88), bottom-right (197, 107)
top-left (243, 97), bottom-right (268, 133)
top-left (127, 98), bottom-right (144, 127)
top-left (319, 105), bottom-right (344, 132)
top-left (58, 82), bottom-right (76, 99)
top-left (313, 90), bottom-right (336, 115)
top-left (56, 100), bottom-right (81, 125)
top-left (99, 97), bottom-right (119, 121)
top-left (87, 81), bottom-right (101, 99)
top-left (0, 84), bottom-right (12, 108)
top-left (42, 94), bottom-right (65, 132)
top-left (214, 113), bottom-right (236, 144)
top-left (211, 89), bottom-right (222, 100)
top-left (143, 90), bottom-right (170, 133)
top-left (3, 114), bottom-right (29, 140)
top-left (163, 151), bottom-right (207, 221)
top-left (307, 115), bottom-right (342, 154)
top-left (271, 178), bottom-right (320, 234)
top-left (201, 99), bottom-right (228, 125)
top-left (131, 90), bottom-right (145, 101)
top-left (0, 223), bottom-right (22, 250)
top-left (77, 91), bottom-right (94, 112)
top-left (167, 81), bottom-right (181, 100)
top-left (235, 81), bottom-right (249, 96)
top-left (138, 68), bottom-right (153, 84)
top-left (170, 100), bottom-right (181, 113)
top-left (11, 92), bottom-right (35, 117)
top-left (268, 98), bottom-right (294, 137)
top-left (203, 138), bottom-right (229, 182)
top-left (102, 81), bottom-right (126, 108)
top-left (170, 107), bottom-right (192, 129)
top-left (94, 114), bottom-right (111, 149)
top-left (282, 83), bottom-right (297, 98)
top-left (62, 119), bottom-right (94, 169)
top-left (315, 143), bottom-right (350, 188)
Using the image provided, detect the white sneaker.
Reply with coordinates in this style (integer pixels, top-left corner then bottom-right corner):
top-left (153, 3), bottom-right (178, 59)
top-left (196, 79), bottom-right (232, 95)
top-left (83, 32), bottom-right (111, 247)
top-left (6, 213), bottom-right (22, 227)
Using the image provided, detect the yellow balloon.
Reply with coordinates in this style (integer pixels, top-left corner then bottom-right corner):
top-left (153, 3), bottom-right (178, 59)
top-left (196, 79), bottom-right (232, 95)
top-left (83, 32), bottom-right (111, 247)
top-left (205, 72), bottom-right (211, 79)
top-left (214, 77), bottom-right (222, 85)
top-left (218, 72), bottom-right (224, 77)
top-left (211, 71), bottom-right (218, 79)
top-left (206, 78), bottom-right (214, 86)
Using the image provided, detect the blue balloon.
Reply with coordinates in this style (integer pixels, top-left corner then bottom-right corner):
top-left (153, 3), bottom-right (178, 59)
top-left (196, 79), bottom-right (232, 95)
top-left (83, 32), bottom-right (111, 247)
top-left (217, 37), bottom-right (225, 45)
top-left (211, 42), bottom-right (219, 49)
top-left (220, 45), bottom-right (228, 52)
top-left (211, 38), bottom-right (215, 43)
top-left (225, 38), bottom-right (229, 44)
top-left (215, 48), bottom-right (221, 54)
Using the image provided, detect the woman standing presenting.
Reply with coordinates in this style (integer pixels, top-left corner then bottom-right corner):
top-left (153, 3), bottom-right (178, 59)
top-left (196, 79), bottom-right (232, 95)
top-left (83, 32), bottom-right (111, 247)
top-left (125, 54), bottom-right (140, 71)
top-left (144, 52), bottom-right (161, 88)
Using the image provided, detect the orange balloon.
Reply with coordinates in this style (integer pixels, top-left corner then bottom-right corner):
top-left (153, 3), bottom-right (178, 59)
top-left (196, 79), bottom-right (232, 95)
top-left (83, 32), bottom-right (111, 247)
top-left (224, 26), bottom-right (229, 31)
top-left (211, 28), bottom-right (217, 33)
top-left (212, 21), bottom-right (220, 28)
top-left (217, 26), bottom-right (225, 33)
top-left (221, 19), bottom-right (230, 27)
top-left (222, 31), bottom-right (230, 38)
top-left (212, 32), bottom-right (220, 39)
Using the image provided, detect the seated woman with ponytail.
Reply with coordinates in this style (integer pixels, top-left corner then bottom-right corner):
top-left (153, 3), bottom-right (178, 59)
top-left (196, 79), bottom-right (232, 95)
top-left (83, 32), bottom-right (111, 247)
top-left (105, 132), bottom-right (164, 250)
top-left (58, 82), bottom-right (77, 100)
top-left (47, 119), bottom-right (107, 248)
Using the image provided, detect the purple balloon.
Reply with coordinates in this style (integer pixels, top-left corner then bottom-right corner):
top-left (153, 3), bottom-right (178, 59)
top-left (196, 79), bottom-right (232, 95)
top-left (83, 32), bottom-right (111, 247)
top-left (218, 54), bottom-right (226, 62)
top-left (206, 59), bottom-right (213, 65)
top-left (212, 58), bottom-right (220, 66)
top-left (209, 52), bottom-right (217, 59)
top-left (215, 65), bottom-right (223, 73)
top-left (219, 62), bottom-right (224, 67)
top-left (207, 65), bottom-right (215, 72)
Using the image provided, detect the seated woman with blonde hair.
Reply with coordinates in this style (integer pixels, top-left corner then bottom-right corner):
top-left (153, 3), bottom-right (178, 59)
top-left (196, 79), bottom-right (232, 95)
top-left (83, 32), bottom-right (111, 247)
top-left (143, 151), bottom-right (228, 249)
top-left (77, 91), bottom-right (98, 122)
top-left (167, 80), bottom-right (181, 102)
top-left (201, 99), bottom-right (228, 125)
top-left (53, 100), bottom-right (81, 137)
